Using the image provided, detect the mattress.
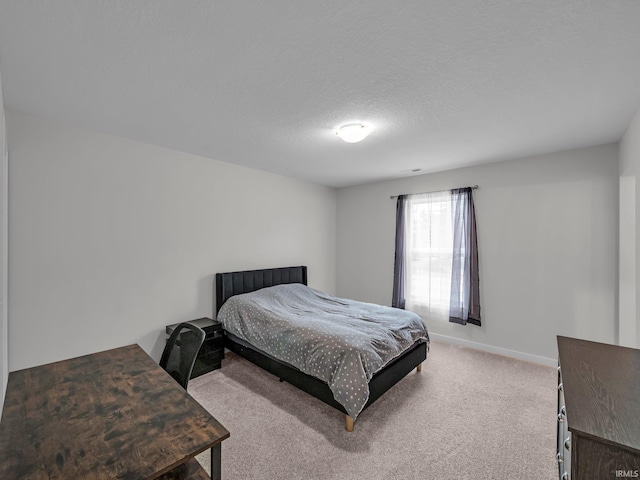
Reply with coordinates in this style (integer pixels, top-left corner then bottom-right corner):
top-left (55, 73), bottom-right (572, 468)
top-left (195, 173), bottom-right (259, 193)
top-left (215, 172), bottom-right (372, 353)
top-left (217, 283), bottom-right (429, 419)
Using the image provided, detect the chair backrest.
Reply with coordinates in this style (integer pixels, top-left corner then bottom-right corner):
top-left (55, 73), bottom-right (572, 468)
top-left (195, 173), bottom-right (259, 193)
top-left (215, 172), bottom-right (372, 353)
top-left (160, 322), bottom-right (206, 390)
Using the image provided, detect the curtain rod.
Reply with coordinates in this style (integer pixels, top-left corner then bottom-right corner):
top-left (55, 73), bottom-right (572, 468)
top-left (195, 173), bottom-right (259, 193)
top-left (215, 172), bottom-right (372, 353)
top-left (389, 185), bottom-right (478, 199)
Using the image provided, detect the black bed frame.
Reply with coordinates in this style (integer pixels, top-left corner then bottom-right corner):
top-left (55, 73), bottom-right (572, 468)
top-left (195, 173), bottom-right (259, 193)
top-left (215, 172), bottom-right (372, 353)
top-left (215, 266), bottom-right (427, 428)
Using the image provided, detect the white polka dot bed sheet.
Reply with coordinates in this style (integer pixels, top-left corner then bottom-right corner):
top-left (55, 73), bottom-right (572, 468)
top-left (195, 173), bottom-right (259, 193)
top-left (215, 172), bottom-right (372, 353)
top-left (217, 283), bottom-right (429, 420)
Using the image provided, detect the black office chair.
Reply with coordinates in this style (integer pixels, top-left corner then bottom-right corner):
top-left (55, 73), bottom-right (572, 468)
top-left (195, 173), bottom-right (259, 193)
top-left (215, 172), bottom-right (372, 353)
top-left (160, 322), bottom-right (206, 390)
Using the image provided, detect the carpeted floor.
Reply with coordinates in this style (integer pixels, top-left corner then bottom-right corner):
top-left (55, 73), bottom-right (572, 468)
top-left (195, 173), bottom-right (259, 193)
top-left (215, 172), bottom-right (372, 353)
top-left (189, 341), bottom-right (557, 480)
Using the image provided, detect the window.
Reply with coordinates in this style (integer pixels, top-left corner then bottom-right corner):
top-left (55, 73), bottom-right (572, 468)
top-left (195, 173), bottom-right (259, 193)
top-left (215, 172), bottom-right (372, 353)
top-left (392, 187), bottom-right (481, 326)
top-left (405, 191), bottom-right (453, 320)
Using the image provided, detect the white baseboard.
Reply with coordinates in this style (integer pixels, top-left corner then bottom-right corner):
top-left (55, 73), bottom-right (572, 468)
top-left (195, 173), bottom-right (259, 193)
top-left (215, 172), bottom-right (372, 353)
top-left (429, 333), bottom-right (557, 367)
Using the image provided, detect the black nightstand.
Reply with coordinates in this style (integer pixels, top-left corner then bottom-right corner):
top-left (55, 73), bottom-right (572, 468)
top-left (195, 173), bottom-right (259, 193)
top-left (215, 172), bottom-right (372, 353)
top-left (165, 317), bottom-right (224, 378)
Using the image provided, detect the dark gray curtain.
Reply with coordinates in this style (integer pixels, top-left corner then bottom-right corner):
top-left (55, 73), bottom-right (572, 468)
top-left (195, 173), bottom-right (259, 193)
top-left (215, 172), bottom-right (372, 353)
top-left (449, 188), bottom-right (481, 326)
top-left (391, 195), bottom-right (407, 309)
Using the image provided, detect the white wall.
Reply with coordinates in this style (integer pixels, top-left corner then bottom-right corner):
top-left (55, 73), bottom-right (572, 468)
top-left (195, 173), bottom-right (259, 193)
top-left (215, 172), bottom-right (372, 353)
top-left (337, 144), bottom-right (619, 363)
top-left (7, 110), bottom-right (337, 371)
top-left (619, 175), bottom-right (636, 347)
top-left (5, 105), bottom-right (628, 371)
top-left (0, 66), bottom-right (8, 407)
top-left (620, 106), bottom-right (640, 348)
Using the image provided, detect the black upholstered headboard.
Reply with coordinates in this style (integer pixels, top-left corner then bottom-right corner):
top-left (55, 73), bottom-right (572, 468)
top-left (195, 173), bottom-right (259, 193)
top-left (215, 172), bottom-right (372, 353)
top-left (215, 266), bottom-right (308, 315)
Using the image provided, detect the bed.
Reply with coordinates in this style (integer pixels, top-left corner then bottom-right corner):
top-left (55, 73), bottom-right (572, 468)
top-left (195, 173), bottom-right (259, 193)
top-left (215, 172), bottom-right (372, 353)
top-left (215, 266), bottom-right (429, 431)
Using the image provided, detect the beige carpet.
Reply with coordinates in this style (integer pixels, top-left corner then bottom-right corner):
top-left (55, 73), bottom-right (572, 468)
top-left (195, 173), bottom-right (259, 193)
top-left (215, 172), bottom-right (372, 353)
top-left (189, 341), bottom-right (557, 480)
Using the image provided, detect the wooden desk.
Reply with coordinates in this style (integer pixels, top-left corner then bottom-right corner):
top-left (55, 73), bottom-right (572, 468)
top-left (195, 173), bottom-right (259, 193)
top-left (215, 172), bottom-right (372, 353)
top-left (0, 344), bottom-right (230, 479)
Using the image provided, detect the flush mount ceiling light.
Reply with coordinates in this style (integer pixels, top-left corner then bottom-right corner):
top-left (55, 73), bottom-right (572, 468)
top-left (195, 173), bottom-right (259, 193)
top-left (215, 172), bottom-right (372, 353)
top-left (336, 123), bottom-right (371, 143)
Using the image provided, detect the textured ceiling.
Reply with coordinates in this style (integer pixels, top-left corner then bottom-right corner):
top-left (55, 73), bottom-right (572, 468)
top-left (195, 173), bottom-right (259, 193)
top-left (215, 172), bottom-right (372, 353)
top-left (1, 1), bottom-right (639, 187)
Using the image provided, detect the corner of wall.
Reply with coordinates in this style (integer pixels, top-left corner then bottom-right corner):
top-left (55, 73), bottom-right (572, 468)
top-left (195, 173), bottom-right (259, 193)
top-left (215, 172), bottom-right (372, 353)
top-left (619, 105), bottom-right (640, 349)
top-left (0, 63), bottom-right (8, 411)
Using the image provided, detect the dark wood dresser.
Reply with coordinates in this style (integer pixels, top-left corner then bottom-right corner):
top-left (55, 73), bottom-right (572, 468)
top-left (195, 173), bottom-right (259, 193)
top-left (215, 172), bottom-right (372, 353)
top-left (557, 336), bottom-right (640, 480)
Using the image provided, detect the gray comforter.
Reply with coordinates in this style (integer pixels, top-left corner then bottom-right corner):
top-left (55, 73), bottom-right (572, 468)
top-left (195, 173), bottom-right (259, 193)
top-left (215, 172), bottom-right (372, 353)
top-left (217, 283), bottom-right (429, 420)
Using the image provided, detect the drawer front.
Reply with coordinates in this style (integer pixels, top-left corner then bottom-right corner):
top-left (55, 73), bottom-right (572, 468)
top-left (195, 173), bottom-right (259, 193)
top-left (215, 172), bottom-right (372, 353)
top-left (572, 435), bottom-right (640, 479)
top-left (200, 349), bottom-right (224, 364)
top-left (191, 350), bottom-right (223, 378)
top-left (203, 325), bottom-right (223, 340)
top-left (200, 338), bottom-right (224, 356)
